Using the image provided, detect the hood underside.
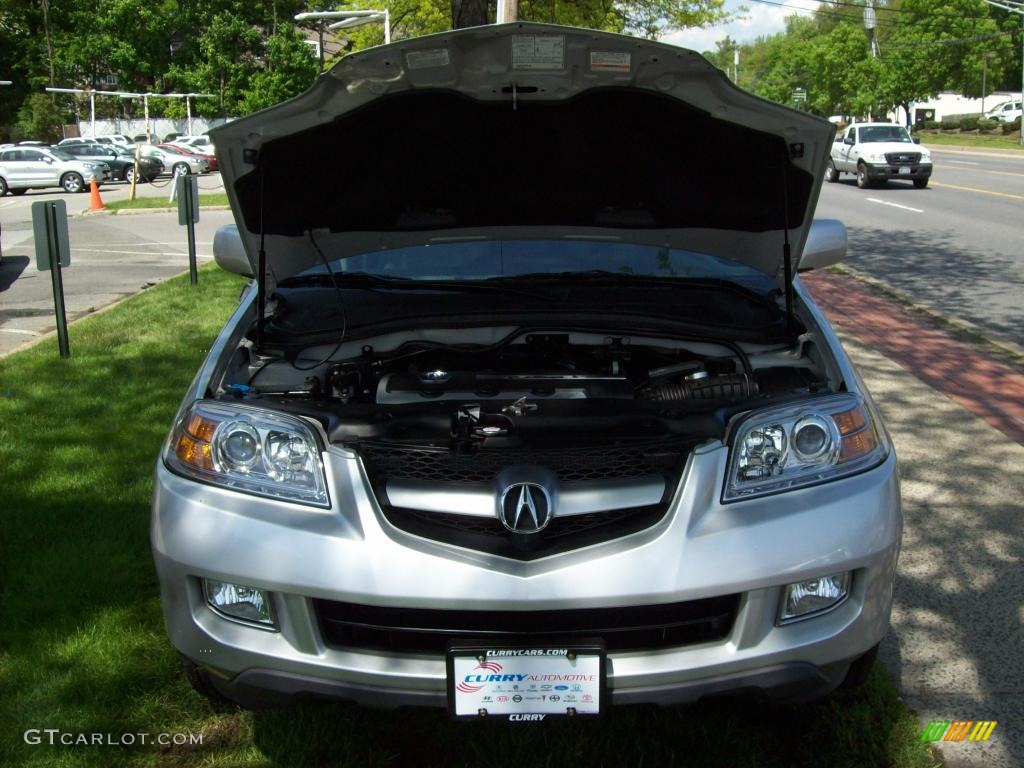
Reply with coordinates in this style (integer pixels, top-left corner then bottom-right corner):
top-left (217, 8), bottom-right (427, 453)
top-left (212, 23), bottom-right (835, 284)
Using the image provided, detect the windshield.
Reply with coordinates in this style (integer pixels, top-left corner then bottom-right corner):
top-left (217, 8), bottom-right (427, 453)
top-left (859, 126), bottom-right (912, 143)
top-left (298, 240), bottom-right (775, 293)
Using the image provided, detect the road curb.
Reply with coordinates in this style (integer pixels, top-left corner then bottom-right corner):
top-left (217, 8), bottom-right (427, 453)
top-left (79, 205), bottom-right (231, 217)
top-left (923, 144), bottom-right (1024, 160)
top-left (828, 264), bottom-right (1024, 365)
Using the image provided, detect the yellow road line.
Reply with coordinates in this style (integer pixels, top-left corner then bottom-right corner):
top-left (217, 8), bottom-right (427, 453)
top-left (930, 181), bottom-right (1024, 201)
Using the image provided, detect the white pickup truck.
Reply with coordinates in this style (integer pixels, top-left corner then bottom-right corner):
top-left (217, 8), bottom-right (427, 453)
top-left (826, 122), bottom-right (932, 189)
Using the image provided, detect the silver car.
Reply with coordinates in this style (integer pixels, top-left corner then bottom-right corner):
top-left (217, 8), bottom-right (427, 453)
top-left (152, 24), bottom-right (901, 718)
top-left (0, 145), bottom-right (110, 195)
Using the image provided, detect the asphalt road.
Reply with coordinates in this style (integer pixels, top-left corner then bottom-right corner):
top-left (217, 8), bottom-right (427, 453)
top-left (816, 146), bottom-right (1024, 348)
top-left (0, 173), bottom-right (233, 357)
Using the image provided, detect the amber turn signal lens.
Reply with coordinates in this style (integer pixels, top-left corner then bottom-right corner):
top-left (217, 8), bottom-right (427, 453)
top-left (832, 407), bottom-right (867, 436)
top-left (186, 412), bottom-right (219, 442)
top-left (839, 428), bottom-right (878, 463)
top-left (175, 433), bottom-right (214, 471)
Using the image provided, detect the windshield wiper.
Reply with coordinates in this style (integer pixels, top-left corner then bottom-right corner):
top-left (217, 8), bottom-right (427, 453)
top-left (486, 271), bottom-right (778, 307)
top-left (281, 272), bottom-right (549, 299)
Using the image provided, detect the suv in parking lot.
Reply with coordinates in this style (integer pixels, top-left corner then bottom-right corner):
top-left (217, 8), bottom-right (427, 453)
top-left (153, 24), bottom-right (901, 719)
top-left (0, 145), bottom-right (110, 195)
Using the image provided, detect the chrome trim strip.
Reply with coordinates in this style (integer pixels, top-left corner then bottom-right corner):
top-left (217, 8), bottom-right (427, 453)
top-left (385, 476), bottom-right (666, 518)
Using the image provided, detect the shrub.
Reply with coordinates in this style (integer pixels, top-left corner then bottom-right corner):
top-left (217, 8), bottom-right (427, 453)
top-left (978, 118), bottom-right (999, 132)
top-left (939, 118), bottom-right (960, 130)
top-left (959, 115), bottom-right (980, 131)
top-left (1002, 117), bottom-right (1022, 135)
top-left (920, 120), bottom-right (941, 130)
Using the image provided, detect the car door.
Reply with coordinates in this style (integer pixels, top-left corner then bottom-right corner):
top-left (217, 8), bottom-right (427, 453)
top-left (836, 127), bottom-right (857, 171)
top-left (0, 149), bottom-right (26, 185)
top-left (22, 149), bottom-right (61, 185)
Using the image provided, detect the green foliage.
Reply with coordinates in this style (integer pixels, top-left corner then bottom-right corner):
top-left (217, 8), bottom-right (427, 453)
top-left (959, 115), bottom-right (980, 131)
top-left (12, 92), bottom-right (66, 142)
top-left (239, 28), bottom-right (320, 113)
top-left (977, 118), bottom-right (999, 131)
top-left (1002, 117), bottom-right (1022, 135)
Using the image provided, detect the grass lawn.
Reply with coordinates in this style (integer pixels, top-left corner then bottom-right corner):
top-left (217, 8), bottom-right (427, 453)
top-left (0, 264), bottom-right (944, 768)
top-left (918, 131), bottom-right (1024, 150)
top-left (105, 193), bottom-right (230, 212)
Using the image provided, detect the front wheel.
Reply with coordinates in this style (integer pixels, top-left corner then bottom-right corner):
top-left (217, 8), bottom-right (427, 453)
top-left (61, 172), bottom-right (85, 194)
top-left (173, 162), bottom-right (189, 177)
top-left (0, 176), bottom-right (8, 196)
top-left (825, 159), bottom-right (839, 183)
top-left (913, 177), bottom-right (929, 189)
top-left (123, 166), bottom-right (135, 183)
top-left (856, 163), bottom-right (871, 189)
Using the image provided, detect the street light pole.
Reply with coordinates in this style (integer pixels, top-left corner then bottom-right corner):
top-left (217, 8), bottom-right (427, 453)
top-left (295, 11), bottom-right (358, 67)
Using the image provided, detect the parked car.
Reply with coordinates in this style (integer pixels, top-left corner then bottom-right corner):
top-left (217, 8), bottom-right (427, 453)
top-left (827, 122), bottom-right (933, 188)
top-left (158, 142), bottom-right (218, 172)
top-left (985, 100), bottom-right (1023, 123)
top-left (153, 24), bottom-right (900, 718)
top-left (0, 145), bottom-right (110, 195)
top-left (139, 145), bottom-right (208, 176)
top-left (60, 142), bottom-right (163, 182)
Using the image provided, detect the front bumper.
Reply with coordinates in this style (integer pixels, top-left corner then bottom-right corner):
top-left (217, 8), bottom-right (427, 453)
top-left (152, 444), bottom-right (901, 709)
top-left (865, 161), bottom-right (932, 181)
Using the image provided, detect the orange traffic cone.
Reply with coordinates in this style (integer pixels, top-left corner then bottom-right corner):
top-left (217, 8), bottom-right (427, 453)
top-left (89, 179), bottom-right (106, 211)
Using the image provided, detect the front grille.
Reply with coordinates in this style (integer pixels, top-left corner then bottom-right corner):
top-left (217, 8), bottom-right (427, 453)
top-left (884, 152), bottom-right (921, 165)
top-left (357, 442), bottom-right (679, 484)
top-left (356, 441), bottom-right (691, 559)
top-left (315, 595), bottom-right (740, 654)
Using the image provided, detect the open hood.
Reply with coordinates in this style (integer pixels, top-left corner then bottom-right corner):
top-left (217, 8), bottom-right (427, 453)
top-left (212, 23), bottom-right (835, 286)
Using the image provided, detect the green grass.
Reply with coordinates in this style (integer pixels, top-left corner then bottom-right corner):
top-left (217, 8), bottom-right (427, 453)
top-left (0, 265), bottom-right (944, 768)
top-left (105, 193), bottom-right (229, 211)
top-left (918, 131), bottom-right (1024, 150)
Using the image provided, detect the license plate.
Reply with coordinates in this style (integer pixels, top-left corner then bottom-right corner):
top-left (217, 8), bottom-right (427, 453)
top-left (447, 644), bottom-right (605, 720)
top-left (898, 166), bottom-right (912, 174)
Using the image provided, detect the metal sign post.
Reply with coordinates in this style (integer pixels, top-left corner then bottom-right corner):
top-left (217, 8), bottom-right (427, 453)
top-left (32, 200), bottom-right (72, 358)
top-left (176, 172), bottom-right (200, 285)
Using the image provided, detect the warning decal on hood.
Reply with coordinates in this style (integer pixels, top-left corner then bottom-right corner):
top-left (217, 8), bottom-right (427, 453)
top-left (512, 35), bottom-right (565, 70)
top-left (590, 51), bottom-right (631, 72)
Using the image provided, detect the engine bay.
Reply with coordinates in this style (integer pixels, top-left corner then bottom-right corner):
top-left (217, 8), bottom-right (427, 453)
top-left (213, 327), bottom-right (836, 449)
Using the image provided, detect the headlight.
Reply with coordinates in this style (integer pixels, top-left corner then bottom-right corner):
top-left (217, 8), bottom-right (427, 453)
top-left (165, 401), bottom-right (329, 506)
top-left (724, 394), bottom-right (886, 501)
top-left (864, 152), bottom-right (886, 163)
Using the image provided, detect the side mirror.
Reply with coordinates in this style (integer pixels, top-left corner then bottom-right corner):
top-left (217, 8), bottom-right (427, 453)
top-left (912, 137), bottom-right (921, 144)
top-left (799, 219), bottom-right (846, 272)
top-left (844, 137), bottom-right (855, 145)
top-left (213, 224), bottom-right (254, 278)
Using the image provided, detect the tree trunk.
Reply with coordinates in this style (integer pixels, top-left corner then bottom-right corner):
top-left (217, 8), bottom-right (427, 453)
top-left (452, 0), bottom-right (490, 29)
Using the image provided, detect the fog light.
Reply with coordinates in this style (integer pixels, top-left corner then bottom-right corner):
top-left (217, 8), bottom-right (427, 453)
top-left (203, 579), bottom-right (275, 627)
top-left (778, 572), bottom-right (850, 624)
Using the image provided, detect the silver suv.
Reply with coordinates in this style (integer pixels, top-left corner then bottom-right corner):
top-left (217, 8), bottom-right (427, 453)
top-left (152, 24), bottom-right (901, 719)
top-left (0, 145), bottom-right (110, 195)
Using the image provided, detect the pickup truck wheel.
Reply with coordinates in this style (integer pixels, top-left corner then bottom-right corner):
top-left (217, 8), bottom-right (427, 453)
top-left (825, 159), bottom-right (839, 183)
top-left (856, 163), bottom-right (871, 189)
top-left (913, 178), bottom-right (929, 189)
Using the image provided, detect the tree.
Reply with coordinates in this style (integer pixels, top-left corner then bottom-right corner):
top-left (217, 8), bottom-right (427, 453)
top-left (13, 92), bottom-right (66, 141)
top-left (240, 27), bottom-right (320, 113)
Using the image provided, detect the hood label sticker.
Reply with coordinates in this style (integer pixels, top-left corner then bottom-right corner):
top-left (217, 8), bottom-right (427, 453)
top-left (590, 51), bottom-right (631, 72)
top-left (512, 35), bottom-right (565, 70)
top-left (406, 48), bottom-right (451, 70)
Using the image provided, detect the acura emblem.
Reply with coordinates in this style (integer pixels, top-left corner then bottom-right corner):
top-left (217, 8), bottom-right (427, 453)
top-left (499, 483), bottom-right (552, 534)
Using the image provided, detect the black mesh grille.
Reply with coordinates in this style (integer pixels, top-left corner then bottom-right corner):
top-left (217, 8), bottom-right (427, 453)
top-left (315, 595), bottom-right (740, 655)
top-left (357, 443), bottom-right (681, 484)
top-left (884, 152), bottom-right (921, 165)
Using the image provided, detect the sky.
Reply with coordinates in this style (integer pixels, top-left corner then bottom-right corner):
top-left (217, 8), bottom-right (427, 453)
top-left (660, 0), bottom-right (822, 54)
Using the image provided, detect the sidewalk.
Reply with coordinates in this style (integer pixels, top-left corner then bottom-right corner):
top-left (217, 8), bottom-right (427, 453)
top-left (805, 271), bottom-right (1024, 768)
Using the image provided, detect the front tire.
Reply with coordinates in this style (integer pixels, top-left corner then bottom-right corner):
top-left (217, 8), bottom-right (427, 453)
top-left (913, 177), bottom-right (929, 189)
top-left (173, 162), bottom-right (189, 176)
top-left (825, 159), bottom-right (839, 183)
top-left (0, 176), bottom-right (8, 196)
top-left (856, 163), bottom-right (871, 189)
top-left (61, 172), bottom-right (85, 194)
top-left (123, 165), bottom-right (135, 183)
